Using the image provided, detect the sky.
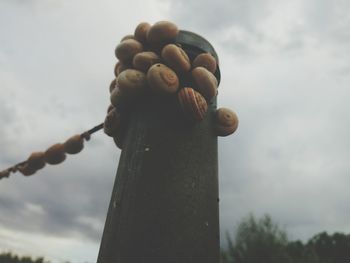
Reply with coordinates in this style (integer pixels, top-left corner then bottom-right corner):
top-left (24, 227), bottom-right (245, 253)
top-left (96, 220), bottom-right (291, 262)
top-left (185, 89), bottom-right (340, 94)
top-left (0, 0), bottom-right (350, 262)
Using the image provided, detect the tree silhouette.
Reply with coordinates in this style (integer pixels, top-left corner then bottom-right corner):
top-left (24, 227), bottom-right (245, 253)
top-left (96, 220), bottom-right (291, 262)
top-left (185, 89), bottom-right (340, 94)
top-left (0, 252), bottom-right (48, 263)
top-left (307, 232), bottom-right (350, 263)
top-left (221, 214), bottom-right (292, 263)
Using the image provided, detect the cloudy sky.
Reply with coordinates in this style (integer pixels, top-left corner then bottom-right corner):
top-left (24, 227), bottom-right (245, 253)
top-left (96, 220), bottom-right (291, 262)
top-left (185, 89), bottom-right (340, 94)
top-left (1, 0), bottom-right (350, 262)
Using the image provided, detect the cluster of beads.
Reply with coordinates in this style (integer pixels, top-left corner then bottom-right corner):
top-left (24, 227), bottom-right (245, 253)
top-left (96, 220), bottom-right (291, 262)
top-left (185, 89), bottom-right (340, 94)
top-left (0, 124), bottom-right (103, 180)
top-left (105, 21), bottom-right (239, 149)
top-left (0, 21), bottom-right (239, 180)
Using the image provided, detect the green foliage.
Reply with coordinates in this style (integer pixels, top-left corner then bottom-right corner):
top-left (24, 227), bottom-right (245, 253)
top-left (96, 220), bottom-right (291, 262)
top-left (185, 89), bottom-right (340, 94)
top-left (0, 252), bottom-right (48, 263)
top-left (307, 232), bottom-right (350, 263)
top-left (221, 214), bottom-right (293, 263)
top-left (221, 214), bottom-right (350, 263)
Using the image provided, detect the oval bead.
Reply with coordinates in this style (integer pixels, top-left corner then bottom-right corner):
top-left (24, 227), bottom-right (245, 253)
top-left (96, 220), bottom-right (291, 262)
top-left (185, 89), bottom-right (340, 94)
top-left (18, 164), bottom-right (36, 176)
top-left (120, 34), bottom-right (136, 42)
top-left (44, 143), bottom-right (66, 165)
top-left (64, 135), bottom-right (84, 154)
top-left (104, 108), bottom-right (124, 137)
top-left (161, 44), bottom-right (191, 73)
top-left (147, 63), bottom-right (179, 95)
top-left (147, 21), bottom-right (178, 49)
top-left (114, 62), bottom-right (131, 78)
top-left (109, 78), bottom-right (117, 93)
top-left (133, 51), bottom-right (161, 73)
top-left (27, 152), bottom-right (46, 170)
top-left (0, 170), bottom-right (10, 179)
top-left (134, 22), bottom-right (151, 44)
top-left (215, 108), bottom-right (239, 136)
top-left (193, 53), bottom-right (217, 74)
top-left (178, 87), bottom-right (208, 121)
top-left (116, 69), bottom-right (147, 95)
top-left (110, 86), bottom-right (124, 108)
top-left (115, 39), bottom-right (143, 63)
top-left (192, 67), bottom-right (218, 101)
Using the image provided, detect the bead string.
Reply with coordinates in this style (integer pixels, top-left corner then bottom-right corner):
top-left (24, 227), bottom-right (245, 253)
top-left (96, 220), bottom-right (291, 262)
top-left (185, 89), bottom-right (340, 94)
top-left (0, 122), bottom-right (104, 180)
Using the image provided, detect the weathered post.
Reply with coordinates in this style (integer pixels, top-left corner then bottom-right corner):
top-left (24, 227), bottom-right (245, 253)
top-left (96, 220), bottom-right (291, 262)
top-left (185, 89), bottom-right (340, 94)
top-left (97, 30), bottom-right (221, 263)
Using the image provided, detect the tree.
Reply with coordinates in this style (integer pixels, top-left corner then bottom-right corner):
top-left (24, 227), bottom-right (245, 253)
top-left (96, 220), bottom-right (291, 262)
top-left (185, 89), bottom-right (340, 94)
top-left (221, 214), bottom-right (292, 263)
top-left (307, 232), bottom-right (350, 263)
top-left (0, 252), bottom-right (48, 263)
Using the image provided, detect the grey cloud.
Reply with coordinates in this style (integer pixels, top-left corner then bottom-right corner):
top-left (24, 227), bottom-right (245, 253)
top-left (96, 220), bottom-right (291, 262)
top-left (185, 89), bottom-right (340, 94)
top-left (0, 142), bottom-right (118, 242)
top-left (1, 0), bottom-right (350, 261)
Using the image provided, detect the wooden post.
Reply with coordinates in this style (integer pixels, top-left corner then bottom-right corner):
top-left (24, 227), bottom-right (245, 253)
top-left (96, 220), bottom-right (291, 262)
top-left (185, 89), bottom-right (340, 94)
top-left (97, 31), bottom-right (220, 263)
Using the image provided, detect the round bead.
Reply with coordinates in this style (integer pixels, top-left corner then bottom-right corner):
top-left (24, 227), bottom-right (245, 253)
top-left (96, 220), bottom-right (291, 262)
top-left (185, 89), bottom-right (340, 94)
top-left (147, 21), bottom-right (178, 49)
top-left (0, 170), bottom-right (10, 179)
top-left (109, 79), bottom-right (117, 93)
top-left (104, 108), bottom-right (124, 137)
top-left (115, 39), bottom-right (143, 63)
top-left (27, 152), bottom-right (46, 170)
top-left (178, 87), bottom-right (208, 121)
top-left (133, 51), bottom-right (160, 73)
top-left (110, 86), bottom-right (124, 108)
top-left (114, 62), bottom-right (131, 77)
top-left (114, 63), bottom-right (120, 77)
top-left (192, 67), bottom-right (218, 101)
top-left (193, 53), bottom-right (217, 73)
top-left (147, 63), bottom-right (179, 95)
top-left (161, 44), bottom-right (191, 73)
top-left (120, 34), bottom-right (135, 42)
top-left (116, 69), bottom-right (147, 95)
top-left (134, 22), bottom-right (151, 44)
top-left (64, 135), bottom-right (84, 154)
top-left (215, 108), bottom-right (239, 136)
top-left (18, 164), bottom-right (36, 176)
top-left (44, 143), bottom-right (66, 165)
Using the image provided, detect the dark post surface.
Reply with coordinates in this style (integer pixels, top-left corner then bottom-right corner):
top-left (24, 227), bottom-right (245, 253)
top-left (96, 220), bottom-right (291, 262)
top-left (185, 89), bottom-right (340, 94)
top-left (97, 96), bottom-right (219, 263)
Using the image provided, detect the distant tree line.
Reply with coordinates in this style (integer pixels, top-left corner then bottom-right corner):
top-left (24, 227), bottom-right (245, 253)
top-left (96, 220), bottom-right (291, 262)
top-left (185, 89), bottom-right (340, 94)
top-left (221, 214), bottom-right (350, 263)
top-left (2, 215), bottom-right (350, 263)
top-left (0, 252), bottom-right (48, 263)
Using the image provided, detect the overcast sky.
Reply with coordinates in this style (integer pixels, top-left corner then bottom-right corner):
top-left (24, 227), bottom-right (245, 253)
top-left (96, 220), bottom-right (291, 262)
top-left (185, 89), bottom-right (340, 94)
top-left (1, 0), bottom-right (350, 262)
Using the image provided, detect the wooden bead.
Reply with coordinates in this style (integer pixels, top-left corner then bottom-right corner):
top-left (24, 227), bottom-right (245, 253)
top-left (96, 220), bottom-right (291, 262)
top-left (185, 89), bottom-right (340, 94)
top-left (18, 164), bottom-right (36, 176)
top-left (192, 67), bottom-right (218, 101)
top-left (104, 108), bottom-right (124, 137)
top-left (193, 53), bottom-right (217, 73)
top-left (178, 87), bottom-right (208, 121)
top-left (215, 108), bottom-right (239, 136)
top-left (27, 152), bottom-right (46, 170)
top-left (110, 86), bottom-right (124, 109)
top-left (114, 63), bottom-right (120, 77)
top-left (114, 62), bottom-right (131, 77)
top-left (147, 21), bottom-right (178, 49)
top-left (134, 22), bottom-right (151, 44)
top-left (109, 79), bottom-right (117, 93)
top-left (133, 51), bottom-right (161, 73)
top-left (161, 44), bottom-right (191, 73)
top-left (147, 63), bottom-right (179, 95)
top-left (121, 34), bottom-right (135, 42)
top-left (116, 69), bottom-right (147, 95)
top-left (115, 39), bottom-right (143, 63)
top-left (64, 135), bottom-right (84, 154)
top-left (45, 143), bottom-right (66, 165)
top-left (0, 170), bottom-right (10, 179)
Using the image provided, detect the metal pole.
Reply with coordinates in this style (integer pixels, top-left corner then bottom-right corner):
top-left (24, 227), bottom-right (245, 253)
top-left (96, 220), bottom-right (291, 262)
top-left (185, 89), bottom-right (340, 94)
top-left (97, 32), bottom-right (220, 263)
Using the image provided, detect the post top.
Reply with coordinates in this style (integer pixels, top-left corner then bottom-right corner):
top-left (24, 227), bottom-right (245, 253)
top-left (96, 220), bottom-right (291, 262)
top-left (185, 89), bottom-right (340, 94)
top-left (176, 30), bottom-right (221, 85)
